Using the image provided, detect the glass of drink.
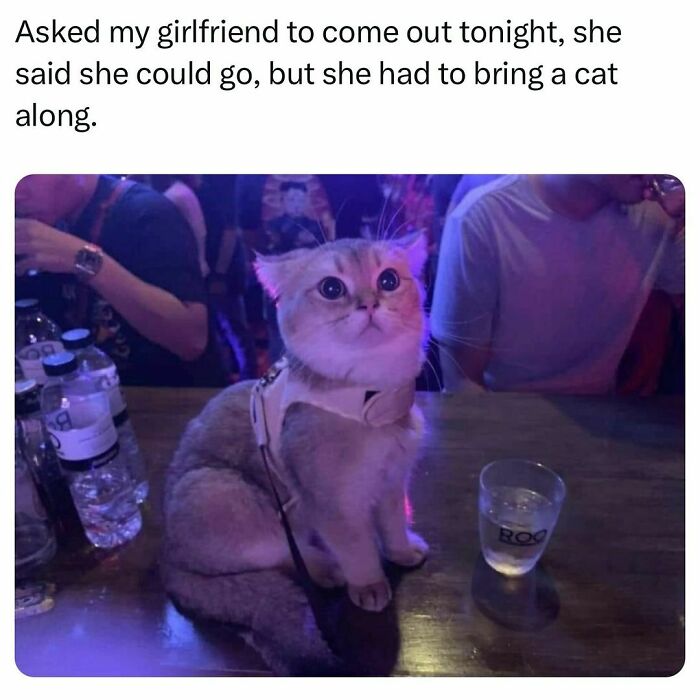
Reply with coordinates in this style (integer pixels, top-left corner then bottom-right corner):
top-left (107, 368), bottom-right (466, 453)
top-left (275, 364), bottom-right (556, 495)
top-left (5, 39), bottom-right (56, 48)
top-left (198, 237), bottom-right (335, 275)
top-left (479, 459), bottom-right (565, 576)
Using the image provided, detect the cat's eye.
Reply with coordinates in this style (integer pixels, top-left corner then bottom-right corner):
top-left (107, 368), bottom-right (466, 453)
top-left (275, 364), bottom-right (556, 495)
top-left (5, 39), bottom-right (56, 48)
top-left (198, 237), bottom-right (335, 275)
top-left (318, 276), bottom-right (346, 300)
top-left (377, 268), bottom-right (400, 292)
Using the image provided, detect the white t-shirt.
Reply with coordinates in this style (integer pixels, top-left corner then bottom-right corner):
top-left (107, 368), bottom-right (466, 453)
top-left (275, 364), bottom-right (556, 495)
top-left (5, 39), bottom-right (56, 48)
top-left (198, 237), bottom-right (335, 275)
top-left (431, 175), bottom-right (684, 394)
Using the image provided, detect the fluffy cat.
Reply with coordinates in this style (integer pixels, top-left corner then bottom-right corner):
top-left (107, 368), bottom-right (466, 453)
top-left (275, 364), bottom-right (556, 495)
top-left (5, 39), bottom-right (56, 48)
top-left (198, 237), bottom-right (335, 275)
top-left (161, 234), bottom-right (429, 673)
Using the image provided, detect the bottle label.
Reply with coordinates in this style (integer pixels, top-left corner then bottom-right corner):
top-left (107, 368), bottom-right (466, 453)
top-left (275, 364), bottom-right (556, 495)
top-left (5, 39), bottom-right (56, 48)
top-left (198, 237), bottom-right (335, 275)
top-left (45, 412), bottom-right (119, 471)
top-left (17, 341), bottom-right (64, 383)
top-left (89, 367), bottom-right (127, 417)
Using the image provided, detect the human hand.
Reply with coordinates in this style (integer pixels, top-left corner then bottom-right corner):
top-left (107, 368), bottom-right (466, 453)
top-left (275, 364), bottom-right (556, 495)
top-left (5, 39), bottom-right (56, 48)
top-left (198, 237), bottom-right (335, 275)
top-left (644, 177), bottom-right (685, 220)
top-left (15, 219), bottom-right (85, 276)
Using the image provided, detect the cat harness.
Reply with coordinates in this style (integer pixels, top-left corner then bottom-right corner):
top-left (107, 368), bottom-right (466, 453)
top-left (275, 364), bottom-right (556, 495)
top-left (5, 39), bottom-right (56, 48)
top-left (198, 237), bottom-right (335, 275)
top-left (250, 357), bottom-right (415, 512)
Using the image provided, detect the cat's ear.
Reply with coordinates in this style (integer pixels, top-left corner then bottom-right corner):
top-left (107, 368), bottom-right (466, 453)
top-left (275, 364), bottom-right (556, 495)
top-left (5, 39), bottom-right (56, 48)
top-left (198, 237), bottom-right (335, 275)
top-left (394, 232), bottom-right (428, 276)
top-left (254, 248), bottom-right (311, 299)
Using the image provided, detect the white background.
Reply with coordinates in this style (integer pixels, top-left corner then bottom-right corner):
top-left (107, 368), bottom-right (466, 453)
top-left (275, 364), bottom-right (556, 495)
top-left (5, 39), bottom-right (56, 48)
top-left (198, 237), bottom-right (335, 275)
top-left (1, 0), bottom-right (697, 695)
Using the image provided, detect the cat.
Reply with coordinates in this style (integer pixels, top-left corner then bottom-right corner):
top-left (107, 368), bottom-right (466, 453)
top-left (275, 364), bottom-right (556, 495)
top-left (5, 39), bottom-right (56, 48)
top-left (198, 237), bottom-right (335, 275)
top-left (161, 234), bottom-right (430, 674)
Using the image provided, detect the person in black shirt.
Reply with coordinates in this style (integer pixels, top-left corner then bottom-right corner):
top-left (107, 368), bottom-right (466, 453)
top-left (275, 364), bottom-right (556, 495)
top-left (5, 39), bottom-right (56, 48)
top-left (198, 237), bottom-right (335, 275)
top-left (265, 181), bottom-right (327, 252)
top-left (15, 174), bottom-right (223, 386)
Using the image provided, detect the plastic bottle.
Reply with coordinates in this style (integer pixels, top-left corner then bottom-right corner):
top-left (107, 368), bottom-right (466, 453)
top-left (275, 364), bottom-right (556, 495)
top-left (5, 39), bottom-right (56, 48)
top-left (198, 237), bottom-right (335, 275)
top-left (61, 329), bottom-right (149, 503)
top-left (16, 378), bottom-right (85, 545)
top-left (40, 351), bottom-right (142, 549)
top-left (15, 299), bottom-right (64, 385)
top-left (16, 426), bottom-right (57, 579)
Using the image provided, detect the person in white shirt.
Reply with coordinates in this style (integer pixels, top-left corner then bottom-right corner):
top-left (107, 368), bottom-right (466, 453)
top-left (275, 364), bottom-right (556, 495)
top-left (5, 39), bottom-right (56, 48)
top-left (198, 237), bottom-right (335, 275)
top-left (431, 175), bottom-right (684, 394)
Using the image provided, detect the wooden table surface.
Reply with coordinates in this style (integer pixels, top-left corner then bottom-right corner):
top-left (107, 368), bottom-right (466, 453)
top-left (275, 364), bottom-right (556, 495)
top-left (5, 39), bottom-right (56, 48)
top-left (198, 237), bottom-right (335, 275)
top-left (15, 388), bottom-right (685, 676)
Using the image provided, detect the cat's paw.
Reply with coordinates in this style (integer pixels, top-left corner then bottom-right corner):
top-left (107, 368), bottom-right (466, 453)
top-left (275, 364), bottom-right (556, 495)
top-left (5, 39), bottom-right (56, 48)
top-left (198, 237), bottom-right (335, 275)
top-left (385, 531), bottom-right (429, 568)
top-left (348, 579), bottom-right (392, 612)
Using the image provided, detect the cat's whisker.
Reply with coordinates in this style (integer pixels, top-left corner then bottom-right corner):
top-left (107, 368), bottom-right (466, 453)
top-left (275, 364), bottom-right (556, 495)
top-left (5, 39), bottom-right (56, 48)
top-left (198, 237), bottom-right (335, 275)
top-left (295, 220), bottom-right (325, 248)
top-left (381, 206), bottom-right (401, 241)
top-left (376, 181), bottom-right (392, 240)
top-left (314, 215), bottom-right (328, 244)
top-left (392, 220), bottom-right (414, 242)
top-left (432, 330), bottom-right (513, 353)
top-left (434, 342), bottom-right (471, 383)
top-left (433, 336), bottom-right (540, 372)
top-left (432, 334), bottom-right (490, 352)
top-left (332, 197), bottom-right (351, 241)
top-left (422, 355), bottom-right (444, 392)
top-left (380, 200), bottom-right (407, 242)
top-left (433, 313), bottom-right (492, 326)
top-left (428, 323), bottom-right (495, 346)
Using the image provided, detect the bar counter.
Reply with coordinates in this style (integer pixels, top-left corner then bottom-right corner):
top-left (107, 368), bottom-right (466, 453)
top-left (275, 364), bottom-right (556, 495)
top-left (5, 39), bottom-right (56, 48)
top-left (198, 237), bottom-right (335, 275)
top-left (15, 388), bottom-right (685, 676)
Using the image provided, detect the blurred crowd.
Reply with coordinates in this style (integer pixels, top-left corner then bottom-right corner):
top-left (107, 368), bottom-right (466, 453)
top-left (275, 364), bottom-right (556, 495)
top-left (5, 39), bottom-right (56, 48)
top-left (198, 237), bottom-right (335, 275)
top-left (15, 174), bottom-right (684, 395)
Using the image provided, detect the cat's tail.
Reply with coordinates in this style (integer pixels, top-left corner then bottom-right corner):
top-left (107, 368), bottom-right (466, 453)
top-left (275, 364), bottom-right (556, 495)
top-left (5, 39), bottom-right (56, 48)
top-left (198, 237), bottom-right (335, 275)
top-left (161, 561), bottom-right (341, 675)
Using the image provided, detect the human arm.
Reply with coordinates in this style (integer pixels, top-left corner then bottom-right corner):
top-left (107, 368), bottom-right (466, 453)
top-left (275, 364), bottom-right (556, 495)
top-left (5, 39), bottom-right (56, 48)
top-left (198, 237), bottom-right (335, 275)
top-left (648, 177), bottom-right (685, 337)
top-left (430, 203), bottom-right (498, 392)
top-left (15, 218), bottom-right (208, 361)
top-left (645, 177), bottom-right (684, 233)
top-left (653, 205), bottom-right (684, 325)
top-left (439, 341), bottom-right (491, 393)
top-left (87, 254), bottom-right (208, 361)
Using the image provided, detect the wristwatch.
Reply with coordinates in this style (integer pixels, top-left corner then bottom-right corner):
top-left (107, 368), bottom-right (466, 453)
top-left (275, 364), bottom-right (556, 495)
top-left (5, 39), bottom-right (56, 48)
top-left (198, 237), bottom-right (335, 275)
top-left (74, 243), bottom-right (104, 280)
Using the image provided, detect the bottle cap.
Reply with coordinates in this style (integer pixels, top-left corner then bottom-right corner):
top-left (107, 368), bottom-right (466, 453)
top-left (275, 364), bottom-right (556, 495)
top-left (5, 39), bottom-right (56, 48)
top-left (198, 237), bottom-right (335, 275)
top-left (61, 328), bottom-right (94, 350)
top-left (15, 379), bottom-right (41, 415)
top-left (15, 299), bottom-right (40, 314)
top-left (42, 351), bottom-right (78, 377)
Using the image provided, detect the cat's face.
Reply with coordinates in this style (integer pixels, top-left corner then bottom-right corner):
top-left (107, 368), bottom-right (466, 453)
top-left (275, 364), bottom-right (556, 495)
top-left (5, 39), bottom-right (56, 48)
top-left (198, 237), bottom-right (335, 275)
top-left (255, 236), bottom-right (428, 388)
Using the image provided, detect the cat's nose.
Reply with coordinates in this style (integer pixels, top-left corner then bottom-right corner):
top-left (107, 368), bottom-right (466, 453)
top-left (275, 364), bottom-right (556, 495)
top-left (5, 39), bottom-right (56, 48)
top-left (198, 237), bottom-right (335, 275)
top-left (356, 292), bottom-right (380, 311)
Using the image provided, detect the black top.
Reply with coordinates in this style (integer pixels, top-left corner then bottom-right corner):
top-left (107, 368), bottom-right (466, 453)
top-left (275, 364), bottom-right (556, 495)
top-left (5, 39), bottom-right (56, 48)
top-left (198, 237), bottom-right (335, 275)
top-left (16, 176), bottom-right (225, 387)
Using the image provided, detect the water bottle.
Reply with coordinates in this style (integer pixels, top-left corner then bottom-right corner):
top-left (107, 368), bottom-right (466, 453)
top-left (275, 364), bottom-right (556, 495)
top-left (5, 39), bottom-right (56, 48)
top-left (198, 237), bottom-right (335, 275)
top-left (16, 379), bottom-right (84, 545)
top-left (62, 328), bottom-right (149, 503)
top-left (16, 426), bottom-right (57, 579)
top-left (15, 299), bottom-right (64, 385)
top-left (40, 351), bottom-right (142, 549)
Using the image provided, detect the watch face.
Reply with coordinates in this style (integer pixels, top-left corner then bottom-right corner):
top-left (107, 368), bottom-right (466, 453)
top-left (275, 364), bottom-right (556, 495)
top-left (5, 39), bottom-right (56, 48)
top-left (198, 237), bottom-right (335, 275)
top-left (75, 246), bottom-right (103, 277)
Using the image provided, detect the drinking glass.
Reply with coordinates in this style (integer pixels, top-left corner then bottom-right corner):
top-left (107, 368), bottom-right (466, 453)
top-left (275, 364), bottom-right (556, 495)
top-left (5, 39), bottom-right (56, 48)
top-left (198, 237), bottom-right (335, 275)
top-left (479, 459), bottom-right (565, 576)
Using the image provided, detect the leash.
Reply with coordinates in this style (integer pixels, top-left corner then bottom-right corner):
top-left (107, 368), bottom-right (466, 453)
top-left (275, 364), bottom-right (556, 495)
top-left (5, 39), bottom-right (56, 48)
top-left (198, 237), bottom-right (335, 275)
top-left (258, 444), bottom-right (344, 660)
top-left (250, 362), bottom-right (415, 671)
